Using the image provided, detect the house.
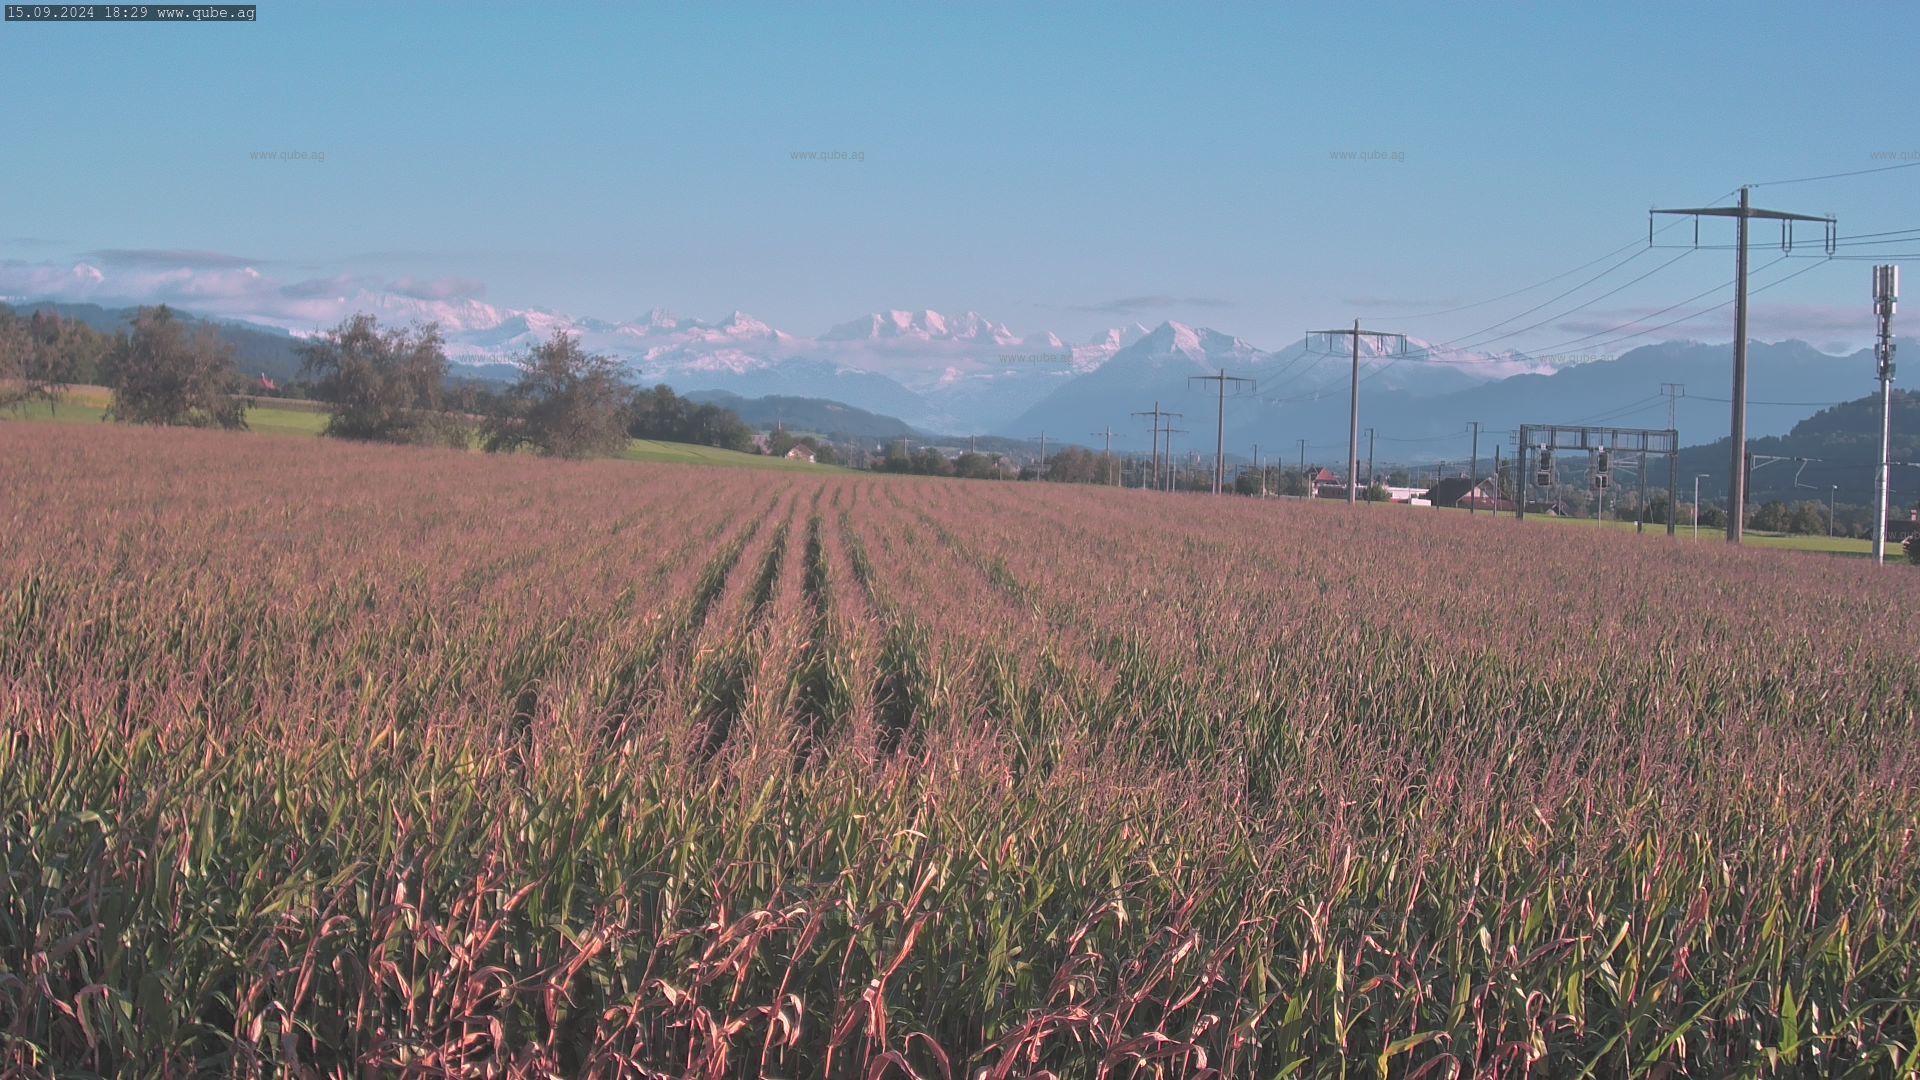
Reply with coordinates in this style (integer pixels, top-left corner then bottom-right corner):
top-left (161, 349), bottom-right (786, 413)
top-left (1310, 467), bottom-right (1344, 499)
top-left (1425, 476), bottom-right (1515, 511)
top-left (784, 445), bottom-right (816, 463)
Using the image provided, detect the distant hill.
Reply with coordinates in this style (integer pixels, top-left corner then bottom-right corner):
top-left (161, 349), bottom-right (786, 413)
top-left (11, 301), bottom-right (313, 385)
top-left (685, 391), bottom-right (918, 439)
top-left (1677, 390), bottom-right (1920, 505)
top-left (11, 301), bottom-right (521, 389)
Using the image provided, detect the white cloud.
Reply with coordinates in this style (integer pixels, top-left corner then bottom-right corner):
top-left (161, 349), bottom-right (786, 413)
top-left (0, 257), bottom-right (496, 333)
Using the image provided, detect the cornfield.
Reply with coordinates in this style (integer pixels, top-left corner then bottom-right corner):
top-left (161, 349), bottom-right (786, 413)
top-left (4, 424), bottom-right (1919, 1077)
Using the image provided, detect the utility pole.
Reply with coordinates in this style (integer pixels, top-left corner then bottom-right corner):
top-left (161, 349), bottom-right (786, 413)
top-left (1636, 451), bottom-right (1648, 534)
top-left (1091, 425), bottom-right (1116, 485)
top-left (1132, 401), bottom-right (1180, 491)
top-left (1036, 431), bottom-right (1047, 479)
top-left (1365, 427), bottom-right (1376, 487)
top-left (1874, 265), bottom-right (1899, 563)
top-left (1493, 443), bottom-right (1502, 513)
top-left (1163, 427), bottom-right (1187, 492)
top-left (1653, 188), bottom-right (1834, 543)
top-left (1309, 320), bottom-right (1407, 504)
top-left (1693, 473), bottom-right (1710, 540)
top-left (1297, 438), bottom-right (1307, 496)
top-left (1254, 443), bottom-right (1264, 497)
top-left (1188, 368), bottom-right (1255, 495)
top-left (1661, 383), bottom-right (1685, 433)
top-left (1830, 484), bottom-right (1838, 537)
top-left (1467, 421), bottom-right (1482, 515)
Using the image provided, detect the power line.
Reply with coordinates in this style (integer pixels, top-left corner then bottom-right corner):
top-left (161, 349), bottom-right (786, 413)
top-left (1375, 428), bottom-right (1471, 443)
top-left (1687, 395), bottom-right (1844, 407)
top-left (1570, 256), bottom-right (1834, 355)
top-left (1513, 254), bottom-right (1824, 361)
top-left (1652, 226), bottom-right (1920, 250)
top-left (1509, 254), bottom-right (1791, 356)
top-left (1379, 237), bottom-right (1650, 320)
top-left (1261, 256), bottom-right (1834, 407)
top-left (1440, 248), bottom-right (1697, 353)
top-left (1750, 160), bottom-right (1920, 187)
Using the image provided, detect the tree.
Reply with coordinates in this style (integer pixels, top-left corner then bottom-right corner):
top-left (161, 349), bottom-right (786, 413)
top-left (1749, 500), bottom-right (1789, 533)
top-left (628, 384), bottom-right (755, 452)
top-left (0, 306), bottom-right (116, 415)
top-left (911, 448), bottom-right (950, 476)
top-left (300, 315), bottom-right (464, 446)
top-left (1042, 446), bottom-right (1108, 484)
top-left (1786, 501), bottom-right (1826, 536)
top-left (102, 306), bottom-right (247, 429)
top-left (484, 332), bottom-right (633, 459)
top-left (0, 313), bottom-right (60, 415)
top-left (1365, 482), bottom-right (1391, 502)
top-left (953, 451), bottom-right (1000, 479)
top-left (767, 428), bottom-right (802, 457)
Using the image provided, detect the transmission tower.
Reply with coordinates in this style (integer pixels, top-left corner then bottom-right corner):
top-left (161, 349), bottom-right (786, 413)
top-left (1308, 320), bottom-right (1407, 504)
top-left (1188, 367), bottom-right (1255, 495)
top-left (1652, 188), bottom-right (1835, 542)
top-left (1132, 401), bottom-right (1181, 491)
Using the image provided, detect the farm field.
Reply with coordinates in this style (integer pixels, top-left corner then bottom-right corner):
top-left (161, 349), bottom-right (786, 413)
top-left (5, 424), bottom-right (1920, 1077)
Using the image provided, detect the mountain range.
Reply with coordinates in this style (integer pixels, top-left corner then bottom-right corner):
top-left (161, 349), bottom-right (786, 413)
top-left (4, 295), bottom-right (1883, 463)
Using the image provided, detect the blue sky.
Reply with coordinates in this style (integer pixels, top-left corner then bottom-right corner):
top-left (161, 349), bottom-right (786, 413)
top-left (1, 1), bottom-right (1915, 351)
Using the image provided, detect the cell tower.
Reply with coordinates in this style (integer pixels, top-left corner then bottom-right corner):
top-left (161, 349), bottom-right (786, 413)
top-left (1874, 265), bottom-right (1899, 563)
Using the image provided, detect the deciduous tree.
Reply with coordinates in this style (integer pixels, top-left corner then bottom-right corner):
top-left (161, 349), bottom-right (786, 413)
top-left (102, 306), bottom-right (247, 429)
top-left (300, 315), bottom-right (465, 446)
top-left (484, 332), bottom-right (633, 459)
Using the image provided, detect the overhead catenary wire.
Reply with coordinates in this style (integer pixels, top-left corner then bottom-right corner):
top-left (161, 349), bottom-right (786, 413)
top-left (1435, 248), bottom-right (1698, 353)
top-left (1367, 188), bottom-right (1740, 321)
top-left (1749, 160), bottom-right (1920, 188)
top-left (1261, 256), bottom-right (1837, 407)
top-left (1538, 256), bottom-right (1834, 357)
top-left (1255, 192), bottom-right (1746, 401)
top-left (1260, 182), bottom-right (1862, 407)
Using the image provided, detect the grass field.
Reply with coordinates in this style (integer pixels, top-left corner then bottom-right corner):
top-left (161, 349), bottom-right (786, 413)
top-left (8, 387), bottom-right (829, 471)
top-left (1368, 498), bottom-right (1896, 558)
top-left (5, 425), bottom-right (1920, 1076)
top-left (623, 438), bottom-right (832, 470)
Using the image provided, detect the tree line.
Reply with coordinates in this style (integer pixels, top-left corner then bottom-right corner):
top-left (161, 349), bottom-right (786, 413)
top-left (0, 305), bottom-right (759, 460)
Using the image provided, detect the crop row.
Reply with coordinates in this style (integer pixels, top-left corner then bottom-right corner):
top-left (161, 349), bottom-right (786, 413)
top-left (3, 424), bottom-right (1918, 1076)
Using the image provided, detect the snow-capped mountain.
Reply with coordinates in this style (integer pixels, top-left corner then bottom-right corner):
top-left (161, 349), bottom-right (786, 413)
top-left (362, 302), bottom-right (1548, 432)
top-left (0, 250), bottom-right (1553, 433)
top-left (821, 309), bottom-right (1023, 346)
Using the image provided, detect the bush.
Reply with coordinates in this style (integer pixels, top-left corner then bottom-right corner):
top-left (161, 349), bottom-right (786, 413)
top-left (1904, 533), bottom-right (1919, 565)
